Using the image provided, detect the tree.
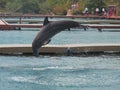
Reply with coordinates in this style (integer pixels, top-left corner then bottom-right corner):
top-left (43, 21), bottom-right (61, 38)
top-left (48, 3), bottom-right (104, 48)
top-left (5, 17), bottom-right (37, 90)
top-left (0, 0), bottom-right (119, 15)
top-left (0, 0), bottom-right (7, 8)
top-left (5, 0), bottom-right (22, 13)
top-left (53, 0), bottom-right (71, 15)
top-left (17, 0), bottom-right (40, 14)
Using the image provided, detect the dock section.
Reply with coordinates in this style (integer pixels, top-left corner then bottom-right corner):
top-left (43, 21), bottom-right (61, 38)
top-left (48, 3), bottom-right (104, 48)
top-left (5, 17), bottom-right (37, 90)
top-left (0, 44), bottom-right (120, 55)
top-left (0, 19), bottom-right (120, 31)
top-left (0, 19), bottom-right (43, 30)
top-left (6, 19), bottom-right (120, 24)
top-left (1, 16), bottom-right (120, 30)
top-left (87, 24), bottom-right (120, 31)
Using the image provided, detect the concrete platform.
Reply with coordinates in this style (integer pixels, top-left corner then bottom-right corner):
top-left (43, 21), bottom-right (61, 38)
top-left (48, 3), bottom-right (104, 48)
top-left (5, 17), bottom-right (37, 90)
top-left (0, 44), bottom-right (120, 55)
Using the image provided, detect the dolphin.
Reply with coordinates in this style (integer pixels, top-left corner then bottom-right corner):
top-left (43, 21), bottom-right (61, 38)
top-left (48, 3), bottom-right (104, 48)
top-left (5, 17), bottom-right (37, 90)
top-left (32, 17), bottom-right (84, 56)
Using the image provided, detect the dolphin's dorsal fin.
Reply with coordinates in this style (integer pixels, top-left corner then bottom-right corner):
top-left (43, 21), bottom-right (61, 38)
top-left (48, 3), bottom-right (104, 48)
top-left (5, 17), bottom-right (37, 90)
top-left (43, 17), bottom-right (49, 26)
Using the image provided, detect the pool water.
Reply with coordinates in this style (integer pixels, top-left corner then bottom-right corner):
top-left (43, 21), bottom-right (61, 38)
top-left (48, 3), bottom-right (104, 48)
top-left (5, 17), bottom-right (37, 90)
top-left (0, 28), bottom-right (120, 90)
top-left (0, 55), bottom-right (120, 90)
top-left (0, 29), bottom-right (120, 44)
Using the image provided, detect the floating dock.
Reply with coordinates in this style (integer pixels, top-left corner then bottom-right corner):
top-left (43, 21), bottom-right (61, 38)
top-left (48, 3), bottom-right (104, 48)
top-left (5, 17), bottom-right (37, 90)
top-left (0, 44), bottom-right (120, 55)
top-left (0, 19), bottom-right (120, 30)
top-left (6, 19), bottom-right (120, 24)
top-left (0, 19), bottom-right (43, 30)
top-left (87, 24), bottom-right (120, 31)
top-left (1, 14), bottom-right (120, 19)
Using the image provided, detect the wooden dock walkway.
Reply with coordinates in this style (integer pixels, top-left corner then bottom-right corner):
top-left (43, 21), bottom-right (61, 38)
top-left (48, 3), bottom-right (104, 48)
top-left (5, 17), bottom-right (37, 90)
top-left (87, 24), bottom-right (120, 31)
top-left (0, 19), bottom-right (120, 30)
top-left (1, 14), bottom-right (120, 19)
top-left (6, 19), bottom-right (120, 24)
top-left (0, 44), bottom-right (120, 55)
top-left (0, 19), bottom-right (43, 30)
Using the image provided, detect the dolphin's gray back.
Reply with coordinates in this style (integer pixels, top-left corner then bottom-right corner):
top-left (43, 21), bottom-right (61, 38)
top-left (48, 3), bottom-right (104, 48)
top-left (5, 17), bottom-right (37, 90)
top-left (51, 20), bottom-right (79, 29)
top-left (43, 20), bottom-right (79, 35)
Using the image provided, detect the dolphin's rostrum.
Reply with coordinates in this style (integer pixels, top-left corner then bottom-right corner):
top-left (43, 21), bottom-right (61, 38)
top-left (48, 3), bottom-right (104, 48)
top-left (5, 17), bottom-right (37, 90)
top-left (32, 17), bottom-right (81, 56)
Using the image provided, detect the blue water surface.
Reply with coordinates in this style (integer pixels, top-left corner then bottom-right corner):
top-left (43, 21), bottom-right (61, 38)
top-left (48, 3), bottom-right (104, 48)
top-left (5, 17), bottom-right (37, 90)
top-left (0, 27), bottom-right (120, 90)
top-left (0, 55), bottom-right (120, 90)
top-left (0, 29), bottom-right (120, 44)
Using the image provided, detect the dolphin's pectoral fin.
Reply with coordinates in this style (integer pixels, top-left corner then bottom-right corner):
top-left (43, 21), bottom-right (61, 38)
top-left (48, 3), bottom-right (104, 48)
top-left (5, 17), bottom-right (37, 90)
top-left (43, 39), bottom-right (51, 45)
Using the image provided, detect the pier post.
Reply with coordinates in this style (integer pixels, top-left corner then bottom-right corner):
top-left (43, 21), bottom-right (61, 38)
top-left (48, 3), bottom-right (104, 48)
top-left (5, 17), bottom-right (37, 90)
top-left (19, 16), bottom-right (22, 24)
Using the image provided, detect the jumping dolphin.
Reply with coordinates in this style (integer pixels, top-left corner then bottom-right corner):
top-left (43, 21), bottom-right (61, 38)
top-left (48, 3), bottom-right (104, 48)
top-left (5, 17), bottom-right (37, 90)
top-left (32, 17), bottom-right (85, 56)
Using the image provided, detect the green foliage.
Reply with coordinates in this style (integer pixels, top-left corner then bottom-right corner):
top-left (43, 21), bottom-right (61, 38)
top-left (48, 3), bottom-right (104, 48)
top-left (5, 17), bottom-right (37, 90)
top-left (18, 0), bottom-right (40, 14)
top-left (71, 0), bottom-right (85, 15)
top-left (0, 0), bottom-right (7, 8)
top-left (5, 0), bottom-right (22, 13)
top-left (52, 0), bottom-right (70, 15)
top-left (0, 0), bottom-right (119, 15)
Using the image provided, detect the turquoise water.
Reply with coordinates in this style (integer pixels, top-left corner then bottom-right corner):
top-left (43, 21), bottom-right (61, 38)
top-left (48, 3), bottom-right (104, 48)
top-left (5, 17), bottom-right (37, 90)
top-left (0, 55), bottom-right (120, 90)
top-left (0, 29), bottom-right (120, 44)
top-left (0, 28), bottom-right (120, 90)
